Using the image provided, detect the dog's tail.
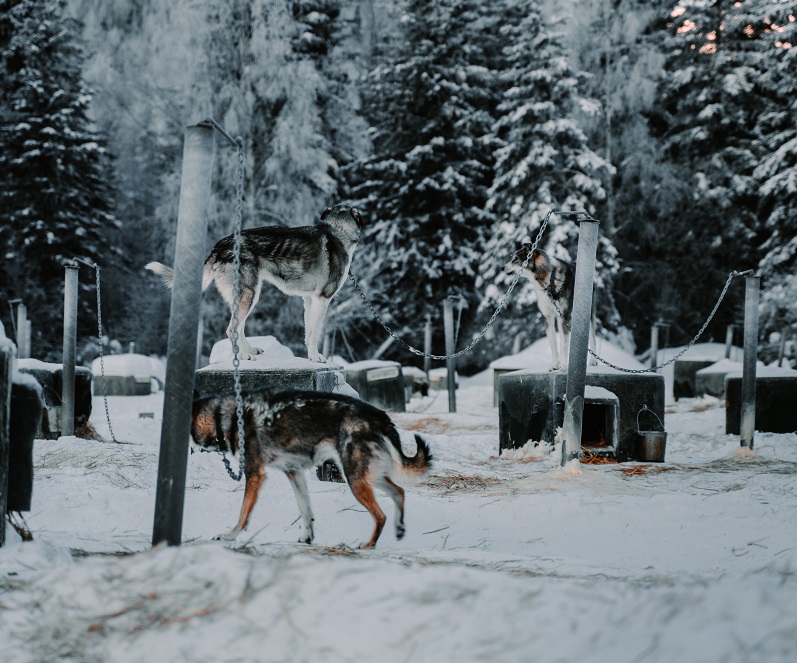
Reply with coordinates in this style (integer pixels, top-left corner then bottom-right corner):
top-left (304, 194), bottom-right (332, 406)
top-left (145, 261), bottom-right (214, 291)
top-left (387, 431), bottom-right (433, 480)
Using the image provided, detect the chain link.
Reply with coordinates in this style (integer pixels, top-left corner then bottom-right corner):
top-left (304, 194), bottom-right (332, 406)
top-left (221, 137), bottom-right (247, 481)
top-left (348, 209), bottom-right (556, 360)
top-left (587, 270), bottom-right (754, 373)
top-left (85, 262), bottom-right (119, 444)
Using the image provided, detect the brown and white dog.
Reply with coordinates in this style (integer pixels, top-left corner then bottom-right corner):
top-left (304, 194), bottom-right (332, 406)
top-left (147, 205), bottom-right (362, 363)
top-left (191, 389), bottom-right (432, 549)
top-left (507, 245), bottom-right (597, 371)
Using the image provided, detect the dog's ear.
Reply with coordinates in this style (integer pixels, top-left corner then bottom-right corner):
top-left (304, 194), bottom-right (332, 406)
top-left (350, 207), bottom-right (362, 227)
top-left (320, 206), bottom-right (334, 220)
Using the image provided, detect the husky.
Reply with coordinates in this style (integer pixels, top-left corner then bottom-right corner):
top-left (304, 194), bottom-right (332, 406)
top-left (146, 205), bottom-right (362, 362)
top-left (191, 389), bottom-right (433, 549)
top-left (507, 245), bottom-right (597, 371)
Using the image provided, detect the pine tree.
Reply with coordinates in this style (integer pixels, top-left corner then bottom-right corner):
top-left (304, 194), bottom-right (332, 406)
top-left (752, 3), bottom-right (797, 341)
top-left (0, 0), bottom-right (119, 357)
top-left (475, 0), bottom-right (619, 362)
top-left (346, 0), bottom-right (501, 365)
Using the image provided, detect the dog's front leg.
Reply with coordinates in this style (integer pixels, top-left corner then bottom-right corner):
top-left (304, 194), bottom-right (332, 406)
top-left (284, 470), bottom-right (314, 544)
top-left (303, 295), bottom-right (330, 363)
top-left (560, 321), bottom-right (570, 371)
top-left (544, 314), bottom-right (560, 371)
top-left (214, 465), bottom-right (266, 541)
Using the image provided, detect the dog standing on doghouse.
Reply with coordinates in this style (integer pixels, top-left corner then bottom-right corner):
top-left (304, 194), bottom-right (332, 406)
top-left (507, 245), bottom-right (597, 371)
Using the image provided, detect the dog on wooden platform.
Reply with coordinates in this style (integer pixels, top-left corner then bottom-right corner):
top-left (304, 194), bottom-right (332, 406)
top-left (507, 245), bottom-right (597, 371)
top-left (146, 205), bottom-right (362, 363)
top-left (191, 389), bottom-right (432, 549)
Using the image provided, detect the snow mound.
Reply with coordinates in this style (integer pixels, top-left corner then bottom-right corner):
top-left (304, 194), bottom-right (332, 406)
top-left (208, 335), bottom-right (294, 364)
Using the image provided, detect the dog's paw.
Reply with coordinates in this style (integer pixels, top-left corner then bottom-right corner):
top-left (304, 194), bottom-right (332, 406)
top-left (298, 534), bottom-right (314, 545)
top-left (308, 353), bottom-right (327, 364)
top-left (396, 524), bottom-right (406, 540)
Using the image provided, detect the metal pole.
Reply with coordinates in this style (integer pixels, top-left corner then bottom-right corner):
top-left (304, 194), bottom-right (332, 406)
top-left (60, 264), bottom-right (79, 437)
top-left (650, 323), bottom-right (659, 371)
top-left (740, 274), bottom-right (760, 450)
top-left (129, 342), bottom-right (135, 354)
top-left (152, 124), bottom-right (215, 547)
top-left (16, 304), bottom-right (27, 359)
top-left (423, 315), bottom-right (432, 375)
top-left (725, 324), bottom-right (734, 360)
top-left (777, 327), bottom-right (786, 368)
top-left (561, 220), bottom-right (600, 466)
top-left (25, 320), bottom-right (31, 359)
top-left (443, 298), bottom-right (456, 413)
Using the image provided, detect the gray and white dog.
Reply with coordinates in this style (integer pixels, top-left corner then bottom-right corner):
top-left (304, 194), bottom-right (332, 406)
top-left (506, 245), bottom-right (597, 371)
top-left (191, 388), bottom-right (433, 549)
top-left (147, 204), bottom-right (362, 362)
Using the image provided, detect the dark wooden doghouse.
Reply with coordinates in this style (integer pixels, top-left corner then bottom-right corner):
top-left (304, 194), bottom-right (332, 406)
top-left (498, 367), bottom-right (665, 462)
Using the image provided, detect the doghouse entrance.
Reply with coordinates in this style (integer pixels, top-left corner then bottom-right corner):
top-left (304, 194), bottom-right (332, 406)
top-left (581, 397), bottom-right (618, 456)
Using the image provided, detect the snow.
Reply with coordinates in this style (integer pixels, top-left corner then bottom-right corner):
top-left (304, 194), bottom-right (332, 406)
top-left (345, 359), bottom-right (401, 371)
top-left (726, 365), bottom-right (797, 379)
top-left (2, 382), bottom-right (797, 661)
top-left (697, 358), bottom-right (743, 375)
top-left (208, 335), bottom-right (294, 364)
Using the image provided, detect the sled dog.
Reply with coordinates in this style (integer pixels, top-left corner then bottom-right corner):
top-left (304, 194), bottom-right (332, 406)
top-left (507, 245), bottom-right (597, 371)
top-left (146, 205), bottom-right (362, 362)
top-left (191, 389), bottom-right (433, 549)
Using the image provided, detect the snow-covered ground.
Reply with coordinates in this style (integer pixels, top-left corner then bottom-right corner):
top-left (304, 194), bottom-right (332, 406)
top-left (2, 362), bottom-right (797, 661)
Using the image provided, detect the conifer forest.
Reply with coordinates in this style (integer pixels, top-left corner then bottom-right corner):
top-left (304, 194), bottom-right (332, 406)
top-left (1, 0), bottom-right (795, 371)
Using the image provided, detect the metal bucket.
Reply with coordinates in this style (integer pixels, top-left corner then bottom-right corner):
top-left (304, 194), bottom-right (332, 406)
top-left (636, 405), bottom-right (667, 463)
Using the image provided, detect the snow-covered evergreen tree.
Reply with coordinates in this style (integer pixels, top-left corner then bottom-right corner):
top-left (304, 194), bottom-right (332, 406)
top-left (346, 0), bottom-right (501, 363)
top-left (475, 0), bottom-right (619, 363)
top-left (752, 3), bottom-right (797, 340)
top-left (649, 0), bottom-right (796, 343)
top-left (0, 0), bottom-right (119, 357)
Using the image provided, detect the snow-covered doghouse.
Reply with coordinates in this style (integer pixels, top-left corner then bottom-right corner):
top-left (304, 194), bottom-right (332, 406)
top-left (90, 353), bottom-right (165, 396)
top-left (1, 324), bottom-right (44, 546)
top-left (496, 340), bottom-right (665, 462)
top-left (17, 358), bottom-right (91, 439)
top-left (193, 336), bottom-right (352, 399)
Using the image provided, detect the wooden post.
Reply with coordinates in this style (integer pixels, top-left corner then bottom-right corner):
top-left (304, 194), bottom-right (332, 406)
top-left (650, 323), bottom-right (660, 371)
top-left (561, 220), bottom-right (600, 466)
top-left (443, 298), bottom-right (456, 413)
top-left (423, 315), bottom-right (432, 376)
top-left (152, 124), bottom-right (215, 547)
top-left (725, 324), bottom-right (735, 360)
top-left (777, 327), bottom-right (786, 368)
top-left (0, 339), bottom-right (13, 547)
top-left (60, 264), bottom-right (79, 437)
top-left (16, 304), bottom-right (28, 359)
top-left (740, 275), bottom-right (760, 449)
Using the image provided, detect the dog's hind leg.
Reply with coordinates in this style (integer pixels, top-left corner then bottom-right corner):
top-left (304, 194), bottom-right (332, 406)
top-left (284, 470), bottom-right (314, 544)
top-left (225, 282), bottom-right (262, 359)
top-left (303, 295), bottom-right (330, 363)
top-left (348, 478), bottom-right (386, 549)
top-left (214, 465), bottom-right (266, 541)
top-left (376, 476), bottom-right (405, 540)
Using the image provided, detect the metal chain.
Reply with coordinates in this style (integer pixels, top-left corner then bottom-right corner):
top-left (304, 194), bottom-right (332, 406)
top-left (86, 261), bottom-right (119, 444)
top-left (348, 209), bottom-right (556, 360)
top-left (587, 270), bottom-right (755, 373)
top-left (221, 136), bottom-right (247, 482)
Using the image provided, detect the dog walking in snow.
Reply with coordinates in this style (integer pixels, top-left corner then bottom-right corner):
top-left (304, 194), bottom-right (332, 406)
top-left (191, 389), bottom-right (432, 549)
top-left (146, 204), bottom-right (362, 362)
top-left (506, 245), bottom-right (597, 371)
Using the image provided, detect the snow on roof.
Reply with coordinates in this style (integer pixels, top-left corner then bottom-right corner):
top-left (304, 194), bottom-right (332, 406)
top-left (490, 337), bottom-right (646, 373)
top-left (208, 335), bottom-right (294, 365)
top-left (726, 365), bottom-right (797, 379)
top-left (584, 385), bottom-right (618, 401)
top-left (17, 358), bottom-right (63, 372)
top-left (346, 360), bottom-right (401, 371)
top-left (197, 356), bottom-right (335, 373)
top-left (697, 359), bottom-right (743, 375)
